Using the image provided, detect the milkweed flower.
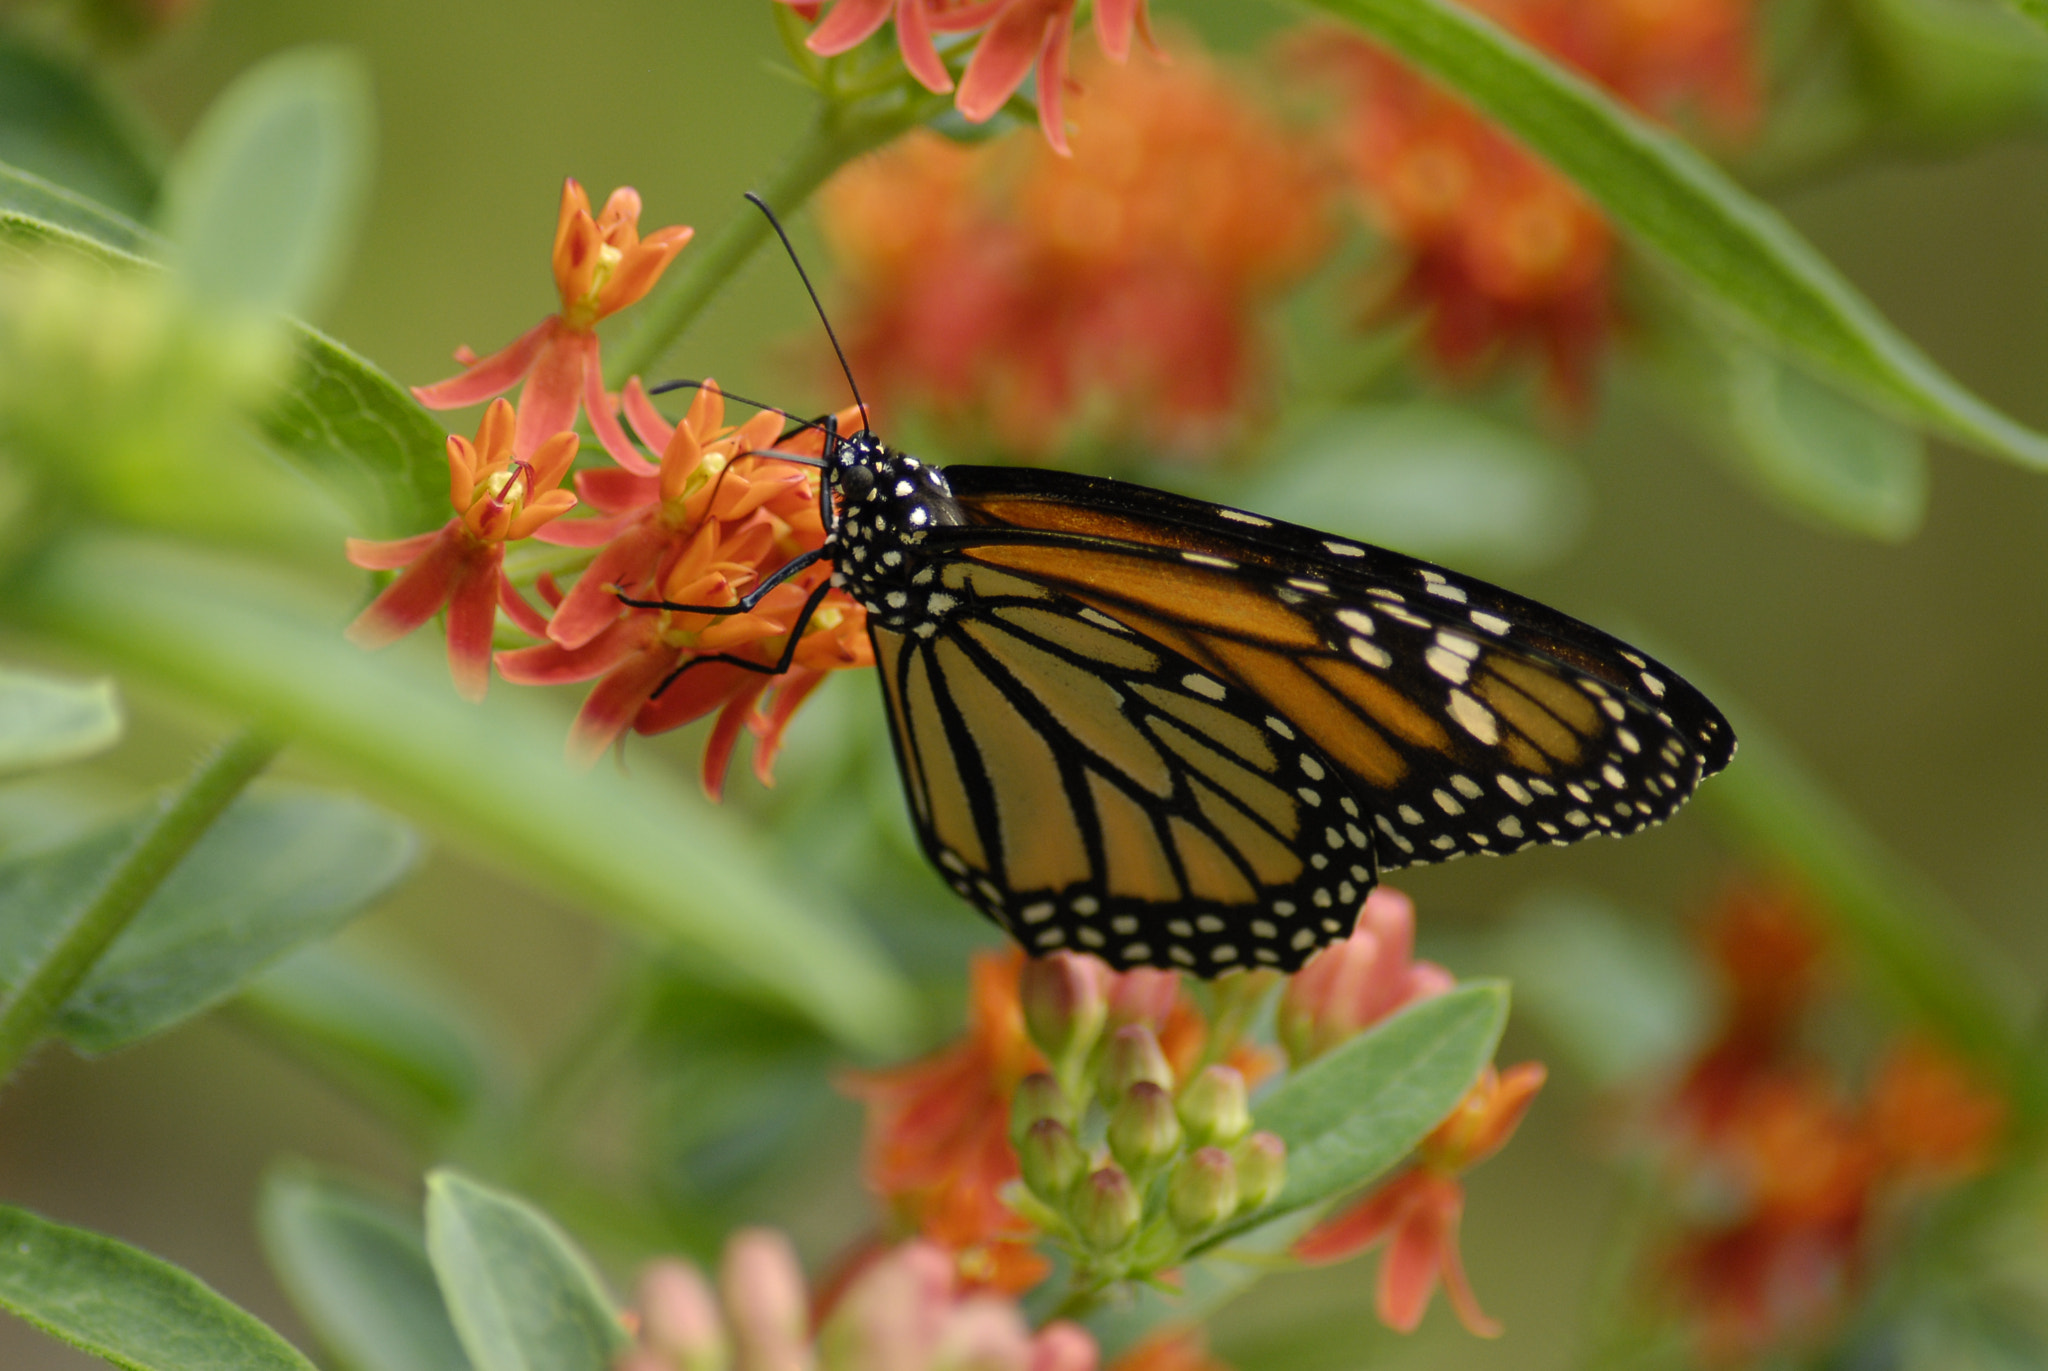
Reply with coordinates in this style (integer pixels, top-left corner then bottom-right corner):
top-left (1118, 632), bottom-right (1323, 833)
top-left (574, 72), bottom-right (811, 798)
top-left (821, 45), bottom-right (1333, 461)
top-left (412, 179), bottom-right (692, 466)
top-left (494, 382), bottom-right (872, 785)
top-left (776, 0), bottom-right (1156, 153)
top-left (618, 1233), bottom-right (1097, 1371)
top-left (1276, 888), bottom-right (1454, 1068)
top-left (345, 397), bottom-right (579, 700)
top-left (1293, 1061), bottom-right (1546, 1337)
top-left (1294, 0), bottom-right (1760, 406)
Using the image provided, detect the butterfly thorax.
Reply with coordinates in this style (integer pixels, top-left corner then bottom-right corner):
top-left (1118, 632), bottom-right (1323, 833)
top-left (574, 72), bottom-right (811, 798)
top-left (824, 433), bottom-right (969, 632)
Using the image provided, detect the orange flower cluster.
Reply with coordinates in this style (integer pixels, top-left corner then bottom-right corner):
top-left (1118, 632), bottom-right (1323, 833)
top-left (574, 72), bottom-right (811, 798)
top-left (346, 180), bottom-right (871, 788)
top-left (1659, 884), bottom-right (2007, 1362)
top-left (820, 46), bottom-right (1333, 462)
top-left (1297, 0), bottom-right (1759, 405)
top-left (777, 0), bottom-right (1156, 154)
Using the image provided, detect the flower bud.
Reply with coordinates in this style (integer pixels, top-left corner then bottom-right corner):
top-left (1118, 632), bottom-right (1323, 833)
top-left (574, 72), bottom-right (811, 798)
top-left (1021, 953), bottom-right (1108, 1069)
top-left (1167, 1147), bottom-right (1239, 1233)
top-left (1176, 1065), bottom-right (1250, 1149)
top-left (718, 1229), bottom-right (809, 1371)
top-left (1011, 1072), bottom-right (1075, 1145)
top-left (1019, 1118), bottom-right (1088, 1205)
top-left (1027, 1321), bottom-right (1099, 1371)
top-left (1107, 1081), bottom-right (1183, 1175)
top-left (635, 1260), bottom-right (729, 1371)
top-left (1232, 1131), bottom-right (1287, 1212)
top-left (1098, 1024), bottom-right (1174, 1106)
top-left (1072, 1166), bottom-right (1141, 1251)
top-left (1105, 968), bottom-right (1180, 1031)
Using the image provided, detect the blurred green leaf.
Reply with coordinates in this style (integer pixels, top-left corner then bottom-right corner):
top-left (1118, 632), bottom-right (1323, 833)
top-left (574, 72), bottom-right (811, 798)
top-left (0, 159), bottom-right (157, 255)
top-left (1723, 345), bottom-right (1928, 541)
top-left (1858, 0), bottom-right (2048, 137)
top-left (260, 1168), bottom-right (471, 1371)
top-left (238, 942), bottom-right (494, 1142)
top-left (0, 786), bottom-right (414, 1056)
top-left (0, 1202), bottom-right (315, 1371)
top-left (1201, 982), bottom-right (1506, 1247)
top-left (1304, 0), bottom-right (2048, 471)
top-left (11, 531), bottom-right (916, 1053)
top-left (259, 322), bottom-right (450, 539)
top-left (425, 1170), bottom-right (625, 1371)
top-left (54, 788), bottom-right (418, 1053)
top-left (159, 47), bottom-right (374, 318)
top-left (0, 193), bottom-right (445, 539)
top-left (0, 667), bottom-right (122, 775)
top-left (1245, 404), bottom-right (1589, 573)
top-left (1491, 887), bottom-right (1708, 1085)
top-left (1999, 0), bottom-right (2048, 44)
top-left (0, 38), bottom-right (159, 218)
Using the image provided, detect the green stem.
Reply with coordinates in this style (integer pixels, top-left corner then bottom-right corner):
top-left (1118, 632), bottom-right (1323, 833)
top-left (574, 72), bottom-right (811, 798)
top-left (605, 94), bottom-right (937, 386)
top-left (0, 727), bottom-right (281, 1084)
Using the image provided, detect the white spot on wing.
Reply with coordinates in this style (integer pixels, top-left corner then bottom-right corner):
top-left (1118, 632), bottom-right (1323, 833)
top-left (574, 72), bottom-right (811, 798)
top-left (1183, 674), bottom-right (1226, 700)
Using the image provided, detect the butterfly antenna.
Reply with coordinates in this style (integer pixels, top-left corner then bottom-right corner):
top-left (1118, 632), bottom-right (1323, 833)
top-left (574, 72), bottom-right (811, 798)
top-left (745, 190), bottom-right (871, 435)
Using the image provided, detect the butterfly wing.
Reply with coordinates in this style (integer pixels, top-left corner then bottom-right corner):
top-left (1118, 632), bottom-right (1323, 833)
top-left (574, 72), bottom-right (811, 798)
top-left (930, 465), bottom-right (1734, 871)
top-left (868, 566), bottom-right (1378, 975)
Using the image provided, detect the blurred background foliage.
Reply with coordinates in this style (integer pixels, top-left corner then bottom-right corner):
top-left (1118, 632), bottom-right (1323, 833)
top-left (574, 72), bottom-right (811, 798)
top-left (3, 0), bottom-right (2048, 1367)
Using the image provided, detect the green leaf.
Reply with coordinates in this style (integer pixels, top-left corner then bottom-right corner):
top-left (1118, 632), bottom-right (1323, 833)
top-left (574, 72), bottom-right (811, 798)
top-left (260, 1168), bottom-right (471, 1371)
top-left (158, 46), bottom-right (374, 318)
top-left (1723, 346), bottom-right (1928, 541)
top-left (11, 531), bottom-right (916, 1053)
top-left (54, 787), bottom-right (418, 1053)
top-left (425, 1170), bottom-right (626, 1371)
top-left (1244, 403), bottom-right (1589, 573)
top-left (1860, 0), bottom-right (2048, 137)
top-left (1203, 982), bottom-right (1507, 1246)
top-left (0, 158), bottom-right (157, 255)
top-left (0, 1202), bottom-right (316, 1371)
top-left (1301, 0), bottom-right (2048, 471)
top-left (1491, 887), bottom-right (1707, 1085)
top-left (0, 667), bottom-right (122, 775)
top-left (238, 942), bottom-right (493, 1140)
top-left (0, 39), bottom-right (159, 219)
top-left (258, 322), bottom-right (451, 539)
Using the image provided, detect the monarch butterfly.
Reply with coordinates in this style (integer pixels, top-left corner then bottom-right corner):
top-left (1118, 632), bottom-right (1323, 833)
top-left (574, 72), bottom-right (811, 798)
top-left (629, 198), bottom-right (1735, 976)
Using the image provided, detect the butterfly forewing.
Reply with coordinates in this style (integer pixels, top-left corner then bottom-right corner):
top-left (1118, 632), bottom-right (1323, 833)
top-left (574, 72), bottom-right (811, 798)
top-left (869, 562), bottom-right (1379, 974)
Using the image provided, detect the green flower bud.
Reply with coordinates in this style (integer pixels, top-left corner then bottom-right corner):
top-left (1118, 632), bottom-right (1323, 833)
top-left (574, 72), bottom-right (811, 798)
top-left (1072, 1165), bottom-right (1142, 1252)
top-left (1098, 1023), bottom-right (1174, 1106)
top-left (1107, 1081), bottom-right (1183, 1175)
top-left (1167, 1147), bottom-right (1239, 1233)
top-left (1010, 1072), bottom-right (1074, 1145)
top-left (1019, 1118), bottom-right (1087, 1205)
top-left (1020, 954), bottom-right (1108, 1069)
top-left (1232, 1131), bottom-right (1287, 1212)
top-left (1177, 1065), bottom-right (1251, 1149)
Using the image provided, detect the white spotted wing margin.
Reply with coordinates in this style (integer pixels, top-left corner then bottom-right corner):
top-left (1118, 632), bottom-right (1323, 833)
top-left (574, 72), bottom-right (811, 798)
top-left (924, 464), bottom-right (1736, 873)
top-left (865, 571), bottom-right (1381, 977)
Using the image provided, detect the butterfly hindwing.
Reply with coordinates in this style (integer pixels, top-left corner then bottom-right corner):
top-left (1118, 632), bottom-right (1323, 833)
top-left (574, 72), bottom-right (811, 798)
top-left (868, 561), bottom-right (1379, 974)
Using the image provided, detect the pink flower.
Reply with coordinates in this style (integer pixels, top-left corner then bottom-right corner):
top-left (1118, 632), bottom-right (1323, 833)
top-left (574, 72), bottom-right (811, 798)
top-left (413, 179), bottom-right (692, 466)
top-left (1275, 888), bottom-right (1454, 1068)
top-left (344, 397), bottom-right (578, 700)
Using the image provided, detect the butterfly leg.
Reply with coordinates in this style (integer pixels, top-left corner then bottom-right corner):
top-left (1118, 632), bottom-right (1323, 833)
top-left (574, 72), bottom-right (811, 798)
top-left (647, 575), bottom-right (838, 699)
top-left (614, 547), bottom-right (827, 616)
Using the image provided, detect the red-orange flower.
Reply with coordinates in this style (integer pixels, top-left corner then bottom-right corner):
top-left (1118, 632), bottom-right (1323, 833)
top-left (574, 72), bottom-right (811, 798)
top-left (412, 179), bottom-right (692, 465)
top-left (779, 0), bottom-right (1155, 153)
top-left (345, 397), bottom-right (579, 700)
top-left (1294, 1062), bottom-right (1546, 1337)
top-left (821, 45), bottom-right (1332, 461)
top-left (1105, 1328), bottom-right (1233, 1371)
top-left (838, 949), bottom-right (1052, 1293)
top-left (495, 382), bottom-right (871, 783)
top-left (1295, 0), bottom-right (1759, 407)
top-left (1867, 1035), bottom-right (2006, 1182)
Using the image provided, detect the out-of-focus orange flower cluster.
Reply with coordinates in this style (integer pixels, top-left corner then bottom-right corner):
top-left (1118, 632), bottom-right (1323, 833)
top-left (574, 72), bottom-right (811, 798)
top-left (1297, 0), bottom-right (1760, 406)
top-left (821, 47), bottom-right (1334, 462)
top-left (346, 179), bottom-right (872, 790)
top-left (1658, 884), bottom-right (2008, 1363)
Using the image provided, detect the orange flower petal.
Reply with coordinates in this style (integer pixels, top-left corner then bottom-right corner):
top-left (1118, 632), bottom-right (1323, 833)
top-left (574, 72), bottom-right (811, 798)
top-left (411, 317), bottom-right (555, 410)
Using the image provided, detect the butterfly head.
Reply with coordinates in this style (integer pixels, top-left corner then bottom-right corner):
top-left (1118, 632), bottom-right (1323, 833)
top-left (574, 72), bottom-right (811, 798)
top-left (825, 433), bottom-right (966, 625)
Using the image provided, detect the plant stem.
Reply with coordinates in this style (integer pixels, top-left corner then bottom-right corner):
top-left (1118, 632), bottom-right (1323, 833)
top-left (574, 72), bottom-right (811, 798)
top-left (605, 95), bottom-right (935, 386)
top-left (0, 727), bottom-right (280, 1084)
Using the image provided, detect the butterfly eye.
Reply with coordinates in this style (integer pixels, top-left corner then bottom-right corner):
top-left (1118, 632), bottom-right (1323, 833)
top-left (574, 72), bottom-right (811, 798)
top-left (839, 464), bottom-right (877, 501)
